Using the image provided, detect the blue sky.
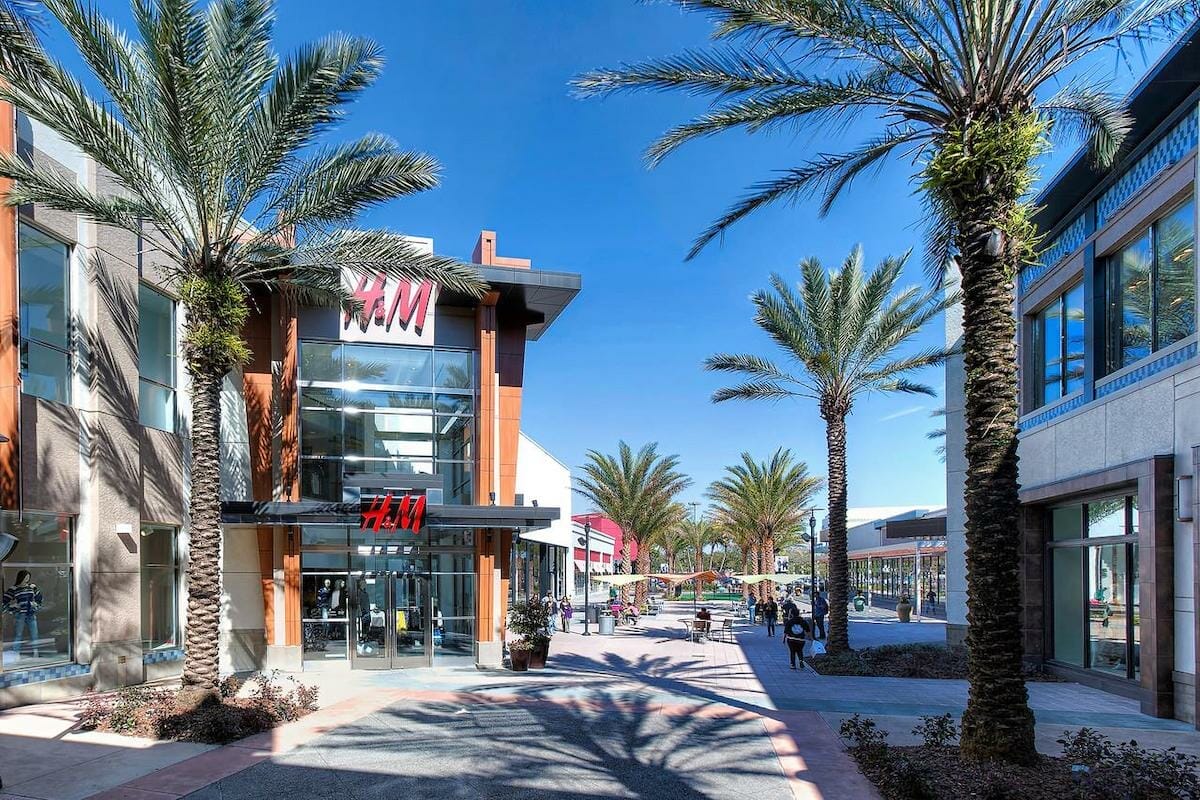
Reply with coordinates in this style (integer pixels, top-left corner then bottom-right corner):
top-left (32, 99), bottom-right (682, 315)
top-left (45, 2), bottom-right (1165, 516)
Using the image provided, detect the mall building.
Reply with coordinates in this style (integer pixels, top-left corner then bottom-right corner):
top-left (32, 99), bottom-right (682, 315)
top-left (0, 101), bottom-right (580, 706)
top-left (945, 22), bottom-right (1200, 723)
top-left (836, 506), bottom-right (947, 618)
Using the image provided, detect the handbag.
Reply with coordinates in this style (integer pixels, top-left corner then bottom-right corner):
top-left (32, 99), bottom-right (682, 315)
top-left (810, 639), bottom-right (826, 656)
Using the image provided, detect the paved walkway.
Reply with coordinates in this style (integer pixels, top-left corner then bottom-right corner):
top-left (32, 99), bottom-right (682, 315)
top-left (3, 601), bottom-right (1197, 799)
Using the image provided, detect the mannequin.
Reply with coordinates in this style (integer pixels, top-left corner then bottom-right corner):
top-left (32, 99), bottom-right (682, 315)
top-left (331, 579), bottom-right (345, 618)
top-left (2, 570), bottom-right (43, 659)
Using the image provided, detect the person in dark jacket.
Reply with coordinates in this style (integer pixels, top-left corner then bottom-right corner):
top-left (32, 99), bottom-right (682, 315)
top-left (783, 609), bottom-right (808, 670)
top-left (760, 596), bottom-right (779, 637)
top-left (812, 591), bottom-right (829, 639)
top-left (3, 569), bottom-right (43, 657)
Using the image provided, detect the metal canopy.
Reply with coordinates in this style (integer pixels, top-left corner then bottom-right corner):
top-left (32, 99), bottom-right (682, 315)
top-left (220, 500), bottom-right (560, 531)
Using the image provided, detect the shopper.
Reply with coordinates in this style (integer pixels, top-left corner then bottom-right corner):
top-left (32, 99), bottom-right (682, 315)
top-left (560, 597), bottom-right (573, 633)
top-left (781, 591), bottom-right (798, 619)
top-left (783, 609), bottom-right (808, 670)
top-left (812, 591), bottom-right (829, 640)
top-left (747, 591), bottom-right (758, 624)
top-left (544, 593), bottom-right (558, 633)
top-left (761, 595), bottom-right (778, 637)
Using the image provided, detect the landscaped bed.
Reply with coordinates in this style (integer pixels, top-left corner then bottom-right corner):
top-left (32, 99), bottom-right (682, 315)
top-left (842, 714), bottom-right (1200, 800)
top-left (78, 672), bottom-right (319, 744)
top-left (810, 642), bottom-right (1060, 681)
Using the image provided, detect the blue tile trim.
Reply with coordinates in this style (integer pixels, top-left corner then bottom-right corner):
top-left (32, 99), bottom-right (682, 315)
top-left (1095, 342), bottom-right (1198, 399)
top-left (1096, 112), bottom-right (1198, 228)
top-left (1019, 394), bottom-right (1087, 432)
top-left (143, 647), bottom-right (184, 665)
top-left (1022, 213), bottom-right (1088, 293)
top-left (0, 661), bottom-right (90, 689)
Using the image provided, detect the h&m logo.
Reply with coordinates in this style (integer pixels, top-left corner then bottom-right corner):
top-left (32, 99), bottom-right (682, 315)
top-left (343, 274), bottom-right (435, 335)
top-left (360, 493), bottom-right (427, 534)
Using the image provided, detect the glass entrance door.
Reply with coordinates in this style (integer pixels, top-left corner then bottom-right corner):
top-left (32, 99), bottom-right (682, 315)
top-left (349, 571), bottom-right (431, 669)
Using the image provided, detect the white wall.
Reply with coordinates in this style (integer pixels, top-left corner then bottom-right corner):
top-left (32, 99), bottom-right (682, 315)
top-left (515, 432), bottom-right (572, 548)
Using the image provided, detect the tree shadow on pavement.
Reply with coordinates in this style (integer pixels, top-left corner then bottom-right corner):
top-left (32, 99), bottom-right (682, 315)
top-left (184, 687), bottom-right (793, 799)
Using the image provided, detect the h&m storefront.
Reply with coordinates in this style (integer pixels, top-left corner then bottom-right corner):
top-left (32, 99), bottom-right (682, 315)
top-left (222, 232), bottom-right (579, 673)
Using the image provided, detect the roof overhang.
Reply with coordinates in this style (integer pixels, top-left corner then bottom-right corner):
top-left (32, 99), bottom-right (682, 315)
top-left (439, 266), bottom-right (581, 341)
top-left (1033, 18), bottom-right (1200, 234)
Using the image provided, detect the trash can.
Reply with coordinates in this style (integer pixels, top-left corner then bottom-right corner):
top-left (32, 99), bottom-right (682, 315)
top-left (598, 612), bottom-right (615, 635)
top-left (587, 603), bottom-right (600, 623)
top-left (853, 596), bottom-right (866, 612)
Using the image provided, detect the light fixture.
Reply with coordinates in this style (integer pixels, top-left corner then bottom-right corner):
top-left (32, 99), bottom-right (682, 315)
top-left (0, 532), bottom-right (16, 562)
top-left (1178, 475), bottom-right (1194, 522)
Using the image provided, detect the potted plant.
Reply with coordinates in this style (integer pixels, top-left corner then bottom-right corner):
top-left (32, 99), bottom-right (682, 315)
top-left (507, 598), bottom-right (551, 670)
top-left (896, 594), bottom-right (912, 623)
top-left (509, 638), bottom-right (533, 671)
top-left (529, 631), bottom-right (550, 669)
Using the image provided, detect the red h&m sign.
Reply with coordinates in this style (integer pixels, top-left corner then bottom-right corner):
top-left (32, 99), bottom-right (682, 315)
top-left (360, 493), bottom-right (427, 534)
top-left (341, 270), bottom-right (437, 345)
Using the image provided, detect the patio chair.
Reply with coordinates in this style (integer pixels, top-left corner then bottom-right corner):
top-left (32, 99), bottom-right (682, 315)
top-left (716, 618), bottom-right (734, 643)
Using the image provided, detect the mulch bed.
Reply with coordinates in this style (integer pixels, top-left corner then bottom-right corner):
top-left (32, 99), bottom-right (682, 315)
top-left (809, 643), bottom-right (1061, 681)
top-left (853, 745), bottom-right (1083, 800)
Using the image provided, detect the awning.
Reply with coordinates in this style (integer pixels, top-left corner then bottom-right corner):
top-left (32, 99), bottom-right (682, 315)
top-left (648, 571), bottom-right (718, 584)
top-left (737, 573), bottom-right (802, 585)
top-left (591, 573), bottom-right (647, 586)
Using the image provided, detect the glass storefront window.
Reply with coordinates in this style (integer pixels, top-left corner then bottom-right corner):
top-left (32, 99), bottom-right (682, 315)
top-left (140, 524), bottom-right (178, 650)
top-left (1, 512), bottom-right (73, 671)
top-left (138, 285), bottom-right (176, 432)
top-left (1106, 199), bottom-right (1196, 373)
top-left (19, 224), bottom-right (72, 404)
top-left (299, 342), bottom-right (476, 504)
top-left (1047, 494), bottom-right (1139, 679)
top-left (1033, 282), bottom-right (1085, 408)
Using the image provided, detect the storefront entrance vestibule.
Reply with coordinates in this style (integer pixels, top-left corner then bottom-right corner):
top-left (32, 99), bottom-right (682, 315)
top-left (299, 524), bottom-right (475, 671)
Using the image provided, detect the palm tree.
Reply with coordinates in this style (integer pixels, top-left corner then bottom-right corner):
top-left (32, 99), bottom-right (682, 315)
top-left (706, 248), bottom-right (951, 654)
top-left (576, 441), bottom-right (692, 605)
top-left (680, 515), bottom-right (716, 572)
top-left (573, 0), bottom-right (1196, 763)
top-left (707, 449), bottom-right (822, 600)
top-left (636, 501), bottom-right (688, 603)
top-left (0, 0), bottom-right (485, 690)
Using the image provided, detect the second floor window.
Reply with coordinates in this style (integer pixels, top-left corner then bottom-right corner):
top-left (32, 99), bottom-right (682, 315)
top-left (1106, 199), bottom-right (1196, 374)
top-left (1033, 282), bottom-right (1085, 407)
top-left (18, 224), bottom-right (72, 404)
top-left (138, 285), bottom-right (176, 432)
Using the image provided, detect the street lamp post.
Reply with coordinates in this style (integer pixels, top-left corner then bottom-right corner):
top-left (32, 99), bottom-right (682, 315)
top-left (582, 521), bottom-right (592, 636)
top-left (688, 501), bottom-right (700, 615)
top-left (808, 510), bottom-right (817, 625)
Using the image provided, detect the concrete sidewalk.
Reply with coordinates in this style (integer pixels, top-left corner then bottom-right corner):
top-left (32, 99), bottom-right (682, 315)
top-left (3, 600), bottom-right (1195, 799)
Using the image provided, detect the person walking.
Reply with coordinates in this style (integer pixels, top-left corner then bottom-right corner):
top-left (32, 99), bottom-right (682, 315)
top-left (812, 591), bottom-right (829, 640)
top-left (781, 590), bottom-right (798, 620)
top-left (560, 596), bottom-right (573, 633)
top-left (747, 591), bottom-right (758, 624)
top-left (783, 609), bottom-right (808, 670)
top-left (544, 593), bottom-right (558, 634)
top-left (761, 595), bottom-right (778, 637)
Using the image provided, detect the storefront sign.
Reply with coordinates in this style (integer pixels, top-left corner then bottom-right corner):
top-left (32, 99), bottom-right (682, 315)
top-left (341, 269), bottom-right (437, 345)
top-left (360, 493), bottom-right (427, 535)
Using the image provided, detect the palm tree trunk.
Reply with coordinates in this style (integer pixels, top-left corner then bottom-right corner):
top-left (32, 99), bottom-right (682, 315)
top-left (742, 543), bottom-right (756, 600)
top-left (760, 531), bottom-right (775, 599)
top-left (823, 403), bottom-right (850, 654)
top-left (183, 364), bottom-right (223, 690)
top-left (955, 181), bottom-right (1037, 764)
top-left (635, 547), bottom-right (649, 606)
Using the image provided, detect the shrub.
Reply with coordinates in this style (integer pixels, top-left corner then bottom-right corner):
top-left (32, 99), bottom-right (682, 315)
top-left (1057, 728), bottom-right (1200, 800)
top-left (840, 714), bottom-right (889, 753)
top-left (76, 673), bottom-right (318, 744)
top-left (913, 713), bottom-right (958, 748)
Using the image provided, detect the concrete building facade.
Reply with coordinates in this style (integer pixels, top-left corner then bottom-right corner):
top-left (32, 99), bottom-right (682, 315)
top-left (0, 96), bottom-right (582, 704)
